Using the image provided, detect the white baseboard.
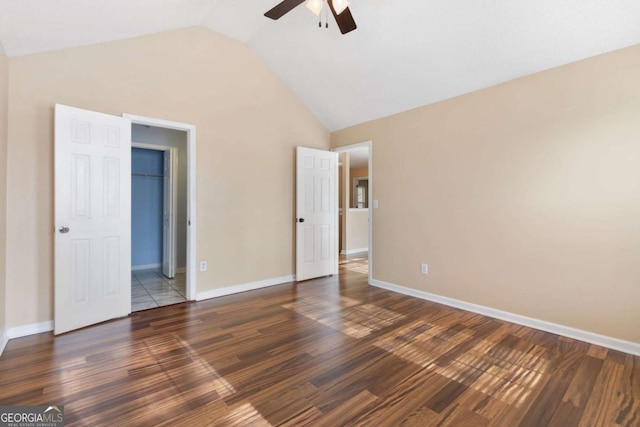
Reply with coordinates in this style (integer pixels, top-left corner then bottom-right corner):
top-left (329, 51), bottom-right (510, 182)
top-left (340, 248), bottom-right (368, 255)
top-left (0, 320), bottom-right (54, 356)
top-left (197, 275), bottom-right (295, 301)
top-left (0, 329), bottom-right (8, 357)
top-left (132, 263), bottom-right (161, 271)
top-left (2, 274), bottom-right (296, 355)
top-left (6, 279), bottom-right (636, 358)
top-left (7, 320), bottom-right (54, 339)
top-left (370, 278), bottom-right (640, 356)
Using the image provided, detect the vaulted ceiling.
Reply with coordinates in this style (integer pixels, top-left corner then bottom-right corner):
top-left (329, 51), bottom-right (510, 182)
top-left (1, 0), bottom-right (639, 131)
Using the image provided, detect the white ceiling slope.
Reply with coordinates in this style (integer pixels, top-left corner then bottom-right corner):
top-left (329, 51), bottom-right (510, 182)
top-left (1, 1), bottom-right (639, 131)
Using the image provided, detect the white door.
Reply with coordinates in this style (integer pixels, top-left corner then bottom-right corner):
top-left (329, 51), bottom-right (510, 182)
top-left (162, 150), bottom-right (176, 278)
top-left (54, 104), bottom-right (131, 335)
top-left (296, 147), bottom-right (338, 281)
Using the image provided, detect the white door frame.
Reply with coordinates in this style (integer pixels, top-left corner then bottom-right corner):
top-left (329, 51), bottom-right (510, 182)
top-left (124, 113), bottom-right (197, 301)
top-left (131, 142), bottom-right (178, 276)
top-left (332, 140), bottom-right (373, 284)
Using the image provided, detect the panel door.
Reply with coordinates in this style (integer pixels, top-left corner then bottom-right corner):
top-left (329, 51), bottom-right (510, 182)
top-left (296, 147), bottom-right (338, 281)
top-left (54, 104), bottom-right (131, 334)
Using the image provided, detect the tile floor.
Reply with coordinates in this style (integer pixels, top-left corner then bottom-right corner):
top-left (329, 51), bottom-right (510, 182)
top-left (131, 268), bottom-right (187, 312)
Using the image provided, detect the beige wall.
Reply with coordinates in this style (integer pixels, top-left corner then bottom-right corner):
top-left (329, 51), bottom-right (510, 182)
top-left (350, 166), bottom-right (368, 179)
top-left (5, 26), bottom-right (329, 328)
top-left (331, 45), bottom-right (640, 344)
top-left (0, 54), bottom-right (7, 333)
top-left (346, 210), bottom-right (368, 252)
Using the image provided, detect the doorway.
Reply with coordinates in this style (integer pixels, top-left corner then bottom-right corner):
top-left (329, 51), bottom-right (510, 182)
top-left (333, 141), bottom-right (372, 281)
top-left (54, 105), bottom-right (198, 333)
top-left (124, 113), bottom-right (198, 307)
top-left (130, 129), bottom-right (187, 311)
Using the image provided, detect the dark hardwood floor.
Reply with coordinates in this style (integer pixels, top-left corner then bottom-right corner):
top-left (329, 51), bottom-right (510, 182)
top-left (1, 256), bottom-right (638, 426)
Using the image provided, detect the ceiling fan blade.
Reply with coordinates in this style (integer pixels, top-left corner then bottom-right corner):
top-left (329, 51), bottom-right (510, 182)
top-left (327, 0), bottom-right (357, 34)
top-left (264, 0), bottom-right (306, 20)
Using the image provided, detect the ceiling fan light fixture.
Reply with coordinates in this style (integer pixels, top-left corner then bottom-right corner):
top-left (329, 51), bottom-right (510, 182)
top-left (306, 0), bottom-right (323, 16)
top-left (332, 0), bottom-right (349, 15)
top-left (265, 0), bottom-right (357, 34)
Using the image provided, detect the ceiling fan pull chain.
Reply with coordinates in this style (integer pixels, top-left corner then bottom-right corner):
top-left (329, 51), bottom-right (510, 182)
top-left (325, 0), bottom-right (329, 28)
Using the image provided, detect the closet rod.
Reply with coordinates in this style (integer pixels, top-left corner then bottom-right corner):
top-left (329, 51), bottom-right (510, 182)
top-left (132, 173), bottom-right (164, 178)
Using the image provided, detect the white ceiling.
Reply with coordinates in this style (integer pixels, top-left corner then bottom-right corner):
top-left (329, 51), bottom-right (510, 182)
top-left (1, 0), bottom-right (639, 131)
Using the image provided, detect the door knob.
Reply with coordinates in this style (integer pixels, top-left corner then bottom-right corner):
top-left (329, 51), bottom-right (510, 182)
top-left (59, 226), bottom-right (70, 233)
top-left (298, 218), bottom-right (305, 223)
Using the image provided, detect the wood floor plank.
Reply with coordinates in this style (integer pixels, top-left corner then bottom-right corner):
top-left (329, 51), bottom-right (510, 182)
top-left (425, 380), bottom-right (473, 413)
top-left (578, 359), bottom-right (625, 427)
top-left (348, 369), bottom-right (452, 425)
top-left (547, 356), bottom-right (604, 427)
top-left (398, 405), bottom-right (440, 426)
top-left (615, 355), bottom-right (640, 426)
top-left (313, 390), bottom-right (378, 427)
top-left (250, 382), bottom-right (318, 425)
top-left (517, 338), bottom-right (588, 427)
top-left (278, 406), bottom-right (324, 427)
top-left (437, 404), bottom-right (490, 427)
top-left (158, 400), bottom-right (229, 427)
top-left (456, 387), bottom-right (511, 421)
top-left (587, 344), bottom-right (609, 359)
top-left (0, 256), bottom-right (638, 426)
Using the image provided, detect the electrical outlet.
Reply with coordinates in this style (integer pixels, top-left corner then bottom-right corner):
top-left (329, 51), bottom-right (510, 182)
top-left (421, 263), bottom-right (428, 275)
top-left (373, 200), bottom-right (379, 208)
top-left (199, 261), bottom-right (207, 272)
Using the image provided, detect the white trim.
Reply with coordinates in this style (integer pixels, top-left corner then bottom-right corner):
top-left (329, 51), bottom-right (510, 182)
top-left (0, 321), bottom-right (56, 356)
top-left (0, 330), bottom-right (8, 356)
top-left (340, 248), bottom-right (369, 255)
top-left (370, 278), bottom-right (640, 356)
top-left (332, 141), bottom-right (371, 151)
top-left (131, 263), bottom-right (162, 271)
top-left (165, 149), bottom-right (178, 277)
top-left (131, 142), bottom-right (174, 151)
top-left (125, 113), bottom-right (197, 301)
top-left (7, 321), bottom-right (54, 339)
top-left (332, 141), bottom-right (373, 284)
top-left (335, 151), bottom-right (339, 276)
top-left (196, 275), bottom-right (295, 301)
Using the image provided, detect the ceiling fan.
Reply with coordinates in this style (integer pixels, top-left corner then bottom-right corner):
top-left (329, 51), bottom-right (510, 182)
top-left (264, 0), bottom-right (357, 35)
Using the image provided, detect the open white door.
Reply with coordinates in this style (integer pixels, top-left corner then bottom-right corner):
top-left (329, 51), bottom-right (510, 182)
top-left (54, 104), bottom-right (131, 335)
top-left (162, 150), bottom-right (176, 278)
top-left (296, 147), bottom-right (338, 281)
